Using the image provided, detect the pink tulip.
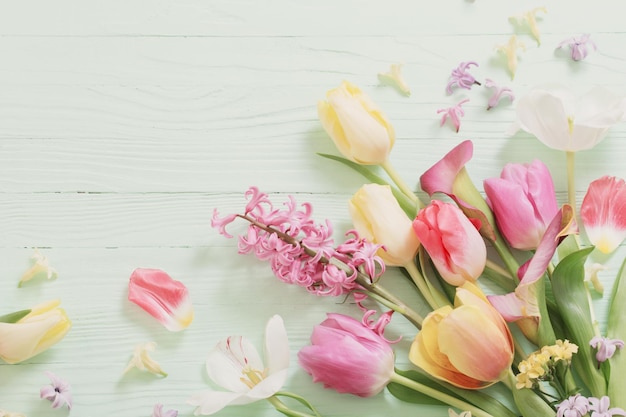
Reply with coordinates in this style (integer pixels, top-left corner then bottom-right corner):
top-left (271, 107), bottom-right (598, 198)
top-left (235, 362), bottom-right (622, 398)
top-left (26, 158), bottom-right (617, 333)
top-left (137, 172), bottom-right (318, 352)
top-left (581, 176), bottom-right (626, 254)
top-left (412, 200), bottom-right (486, 286)
top-left (484, 160), bottom-right (558, 250)
top-left (128, 268), bottom-right (194, 332)
top-left (298, 313), bottom-right (395, 397)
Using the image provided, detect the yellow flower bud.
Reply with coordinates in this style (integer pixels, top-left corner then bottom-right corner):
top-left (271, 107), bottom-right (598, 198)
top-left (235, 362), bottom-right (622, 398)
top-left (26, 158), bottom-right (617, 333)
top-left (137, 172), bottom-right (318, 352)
top-left (0, 300), bottom-right (71, 364)
top-left (318, 81), bottom-right (395, 165)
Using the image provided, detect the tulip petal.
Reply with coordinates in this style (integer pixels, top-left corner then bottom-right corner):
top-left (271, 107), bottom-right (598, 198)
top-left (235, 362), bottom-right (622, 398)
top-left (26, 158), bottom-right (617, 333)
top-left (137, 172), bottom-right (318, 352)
top-left (439, 306), bottom-right (512, 383)
top-left (264, 315), bottom-right (289, 376)
top-left (207, 336), bottom-right (263, 393)
top-left (128, 268), bottom-right (194, 331)
top-left (188, 390), bottom-right (249, 416)
top-left (421, 140), bottom-right (473, 197)
top-left (581, 176), bottom-right (626, 254)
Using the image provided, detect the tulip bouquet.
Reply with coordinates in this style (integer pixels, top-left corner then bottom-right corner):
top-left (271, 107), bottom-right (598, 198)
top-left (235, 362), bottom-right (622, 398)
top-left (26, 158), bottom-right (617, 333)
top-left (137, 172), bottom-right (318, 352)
top-left (208, 77), bottom-right (626, 417)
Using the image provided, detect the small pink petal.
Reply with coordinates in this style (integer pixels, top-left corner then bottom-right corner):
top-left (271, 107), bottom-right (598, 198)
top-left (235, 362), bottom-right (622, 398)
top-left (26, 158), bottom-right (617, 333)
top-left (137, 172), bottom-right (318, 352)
top-left (581, 176), bottom-right (626, 254)
top-left (420, 140), bottom-right (473, 197)
top-left (128, 268), bottom-right (194, 331)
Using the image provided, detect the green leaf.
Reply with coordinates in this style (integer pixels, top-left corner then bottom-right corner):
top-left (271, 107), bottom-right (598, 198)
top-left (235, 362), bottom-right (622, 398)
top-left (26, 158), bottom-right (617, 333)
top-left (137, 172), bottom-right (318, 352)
top-left (0, 309), bottom-right (30, 323)
top-left (387, 369), bottom-right (451, 406)
top-left (551, 246), bottom-right (606, 397)
top-left (390, 369), bottom-right (518, 417)
top-left (317, 153), bottom-right (417, 217)
top-left (607, 255), bottom-right (626, 409)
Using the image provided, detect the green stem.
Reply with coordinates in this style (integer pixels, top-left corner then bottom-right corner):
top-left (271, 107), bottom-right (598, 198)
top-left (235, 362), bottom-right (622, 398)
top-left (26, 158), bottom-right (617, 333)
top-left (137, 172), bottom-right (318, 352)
top-left (566, 151), bottom-right (577, 216)
top-left (381, 159), bottom-right (424, 209)
top-left (389, 372), bottom-right (495, 417)
top-left (267, 396), bottom-right (320, 417)
top-left (403, 261), bottom-right (450, 309)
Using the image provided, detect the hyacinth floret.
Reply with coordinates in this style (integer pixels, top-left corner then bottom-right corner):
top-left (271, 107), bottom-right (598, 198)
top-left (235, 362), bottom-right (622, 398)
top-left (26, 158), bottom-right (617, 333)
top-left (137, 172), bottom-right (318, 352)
top-left (212, 186), bottom-right (385, 296)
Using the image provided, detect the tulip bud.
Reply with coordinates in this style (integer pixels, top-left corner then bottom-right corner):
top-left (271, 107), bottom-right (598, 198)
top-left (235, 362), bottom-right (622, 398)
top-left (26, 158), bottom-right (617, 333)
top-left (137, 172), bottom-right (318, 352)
top-left (318, 81), bottom-right (395, 165)
top-left (484, 160), bottom-right (558, 250)
top-left (128, 268), bottom-right (194, 331)
top-left (0, 300), bottom-right (71, 364)
top-left (298, 313), bottom-right (395, 397)
top-left (349, 184), bottom-right (420, 266)
top-left (412, 200), bottom-right (486, 286)
top-left (409, 283), bottom-right (514, 389)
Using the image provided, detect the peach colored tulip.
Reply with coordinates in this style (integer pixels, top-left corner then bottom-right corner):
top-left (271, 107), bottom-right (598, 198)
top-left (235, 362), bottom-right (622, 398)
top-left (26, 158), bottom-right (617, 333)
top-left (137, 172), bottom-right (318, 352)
top-left (409, 283), bottom-right (514, 389)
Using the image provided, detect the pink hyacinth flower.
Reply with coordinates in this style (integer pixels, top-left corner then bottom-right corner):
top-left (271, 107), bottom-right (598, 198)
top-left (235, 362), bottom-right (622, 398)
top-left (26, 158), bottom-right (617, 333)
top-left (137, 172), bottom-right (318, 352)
top-left (298, 313), bottom-right (395, 397)
top-left (485, 79), bottom-right (514, 110)
top-left (128, 268), bottom-right (194, 331)
top-left (445, 62), bottom-right (480, 95)
top-left (437, 99), bottom-right (470, 133)
top-left (413, 200), bottom-right (486, 286)
top-left (484, 160), bottom-right (558, 250)
top-left (557, 34), bottom-right (596, 61)
top-left (581, 176), bottom-right (626, 254)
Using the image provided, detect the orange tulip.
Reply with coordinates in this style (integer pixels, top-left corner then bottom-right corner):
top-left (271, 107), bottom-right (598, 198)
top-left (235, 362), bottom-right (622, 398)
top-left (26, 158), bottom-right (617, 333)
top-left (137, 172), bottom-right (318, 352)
top-left (409, 283), bottom-right (514, 389)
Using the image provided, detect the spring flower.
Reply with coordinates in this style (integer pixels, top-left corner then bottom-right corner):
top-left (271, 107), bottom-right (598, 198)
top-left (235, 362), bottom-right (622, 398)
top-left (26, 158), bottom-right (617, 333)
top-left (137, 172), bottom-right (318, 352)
top-left (556, 394), bottom-right (590, 417)
top-left (378, 63), bottom-right (411, 96)
top-left (557, 34), bottom-right (597, 61)
top-left (488, 205), bottom-right (577, 343)
top-left (588, 396), bottom-right (626, 417)
top-left (152, 404), bottom-right (178, 417)
top-left (349, 184), bottom-right (420, 266)
top-left (590, 337), bottom-right (625, 363)
top-left (511, 85), bottom-right (626, 152)
top-left (496, 36), bottom-right (525, 79)
top-left (581, 176), bottom-right (626, 254)
top-left (437, 99), bottom-right (469, 133)
top-left (445, 62), bottom-right (480, 95)
top-left (212, 187), bottom-right (385, 296)
top-left (449, 410), bottom-right (471, 417)
top-left (40, 371), bottom-right (72, 409)
top-left (509, 7), bottom-right (547, 45)
top-left (413, 200), bottom-right (486, 286)
top-left (18, 249), bottom-right (57, 287)
top-left (128, 268), bottom-right (194, 331)
top-left (409, 282), bottom-right (514, 389)
top-left (318, 80), bottom-right (395, 165)
top-left (188, 315), bottom-right (289, 415)
top-left (485, 79), bottom-right (514, 110)
top-left (298, 313), bottom-right (395, 397)
top-left (516, 340), bottom-right (578, 389)
top-left (0, 300), bottom-right (71, 364)
top-left (484, 160), bottom-right (558, 250)
top-left (123, 341), bottom-right (168, 377)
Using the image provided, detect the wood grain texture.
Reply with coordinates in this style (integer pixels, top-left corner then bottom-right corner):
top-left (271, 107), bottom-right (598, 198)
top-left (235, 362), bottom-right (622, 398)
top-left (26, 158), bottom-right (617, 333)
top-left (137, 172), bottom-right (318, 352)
top-left (1, 1), bottom-right (626, 416)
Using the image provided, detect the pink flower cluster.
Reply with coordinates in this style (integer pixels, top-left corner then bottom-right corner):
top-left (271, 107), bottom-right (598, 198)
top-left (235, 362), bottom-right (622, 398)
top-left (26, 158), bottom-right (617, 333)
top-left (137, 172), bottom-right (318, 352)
top-left (212, 186), bottom-right (385, 296)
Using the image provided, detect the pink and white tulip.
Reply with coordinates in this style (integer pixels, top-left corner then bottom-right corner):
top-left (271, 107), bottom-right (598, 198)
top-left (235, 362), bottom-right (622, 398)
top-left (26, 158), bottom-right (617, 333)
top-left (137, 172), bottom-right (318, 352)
top-left (484, 160), bottom-right (558, 250)
top-left (298, 313), bottom-right (395, 397)
top-left (188, 315), bottom-right (289, 415)
top-left (581, 176), bottom-right (626, 254)
top-left (128, 268), bottom-right (194, 332)
top-left (412, 200), bottom-right (486, 286)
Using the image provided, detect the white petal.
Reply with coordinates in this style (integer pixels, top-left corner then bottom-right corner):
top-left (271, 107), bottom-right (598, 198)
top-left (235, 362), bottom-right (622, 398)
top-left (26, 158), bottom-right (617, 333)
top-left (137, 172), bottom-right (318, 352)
top-left (187, 390), bottom-right (249, 416)
top-left (575, 86), bottom-right (626, 127)
top-left (264, 315), bottom-right (289, 375)
top-left (245, 369), bottom-right (288, 400)
top-left (516, 90), bottom-right (570, 150)
top-left (206, 335), bottom-right (262, 393)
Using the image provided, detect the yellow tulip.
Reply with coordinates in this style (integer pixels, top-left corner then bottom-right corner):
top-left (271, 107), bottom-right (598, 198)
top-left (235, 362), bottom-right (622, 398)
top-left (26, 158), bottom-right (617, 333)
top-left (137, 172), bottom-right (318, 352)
top-left (349, 184), bottom-right (420, 266)
top-left (0, 300), bottom-right (71, 364)
top-left (318, 81), bottom-right (395, 165)
top-left (409, 283), bottom-right (514, 389)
